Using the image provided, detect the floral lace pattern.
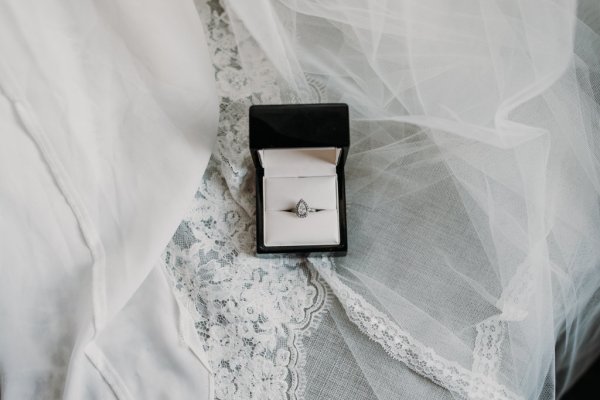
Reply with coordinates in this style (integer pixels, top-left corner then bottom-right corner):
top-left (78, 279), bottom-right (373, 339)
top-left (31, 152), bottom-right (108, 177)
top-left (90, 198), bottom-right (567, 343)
top-left (163, 1), bottom-right (331, 399)
top-left (472, 319), bottom-right (507, 378)
top-left (166, 229), bottom-right (329, 400)
top-left (472, 268), bottom-right (533, 380)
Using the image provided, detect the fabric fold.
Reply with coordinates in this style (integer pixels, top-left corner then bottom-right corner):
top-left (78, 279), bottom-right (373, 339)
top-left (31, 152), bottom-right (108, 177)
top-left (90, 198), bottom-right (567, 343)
top-left (0, 0), bottom-right (218, 398)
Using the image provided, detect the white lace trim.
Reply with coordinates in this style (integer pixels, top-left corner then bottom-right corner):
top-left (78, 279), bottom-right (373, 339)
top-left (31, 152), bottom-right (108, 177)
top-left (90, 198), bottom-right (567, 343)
top-left (312, 258), bottom-right (522, 400)
top-left (165, 239), bottom-right (332, 400)
top-left (472, 264), bottom-right (533, 379)
top-left (472, 319), bottom-right (507, 378)
top-left (284, 266), bottom-right (333, 398)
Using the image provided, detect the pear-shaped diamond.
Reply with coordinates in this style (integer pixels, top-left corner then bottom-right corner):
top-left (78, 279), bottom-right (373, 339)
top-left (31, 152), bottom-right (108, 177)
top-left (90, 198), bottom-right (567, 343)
top-left (296, 199), bottom-right (308, 218)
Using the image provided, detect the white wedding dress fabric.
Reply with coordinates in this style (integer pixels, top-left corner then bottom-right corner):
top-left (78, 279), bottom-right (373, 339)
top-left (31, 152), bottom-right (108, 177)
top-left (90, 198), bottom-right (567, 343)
top-left (0, 1), bottom-right (217, 399)
top-left (164, 1), bottom-right (600, 400)
top-left (2, 0), bottom-right (599, 399)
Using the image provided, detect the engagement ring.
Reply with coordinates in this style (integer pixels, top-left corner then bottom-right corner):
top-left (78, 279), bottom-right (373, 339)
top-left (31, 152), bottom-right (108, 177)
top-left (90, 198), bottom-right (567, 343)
top-left (294, 199), bottom-right (317, 218)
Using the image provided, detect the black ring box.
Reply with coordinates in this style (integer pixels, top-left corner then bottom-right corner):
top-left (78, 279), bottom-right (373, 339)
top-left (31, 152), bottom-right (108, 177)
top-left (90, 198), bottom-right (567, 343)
top-left (249, 103), bottom-right (349, 256)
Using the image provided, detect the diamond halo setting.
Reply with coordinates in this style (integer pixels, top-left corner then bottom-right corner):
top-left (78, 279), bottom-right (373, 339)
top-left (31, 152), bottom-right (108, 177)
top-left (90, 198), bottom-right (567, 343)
top-left (295, 199), bottom-right (309, 218)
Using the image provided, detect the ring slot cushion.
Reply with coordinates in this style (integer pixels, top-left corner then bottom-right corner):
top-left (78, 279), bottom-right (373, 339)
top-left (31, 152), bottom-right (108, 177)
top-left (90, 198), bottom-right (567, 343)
top-left (264, 211), bottom-right (340, 246)
top-left (264, 175), bottom-right (338, 211)
top-left (264, 176), bottom-right (339, 246)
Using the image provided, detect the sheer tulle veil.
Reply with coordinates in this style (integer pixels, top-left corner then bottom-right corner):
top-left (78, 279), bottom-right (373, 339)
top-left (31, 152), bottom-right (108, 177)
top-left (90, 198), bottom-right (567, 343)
top-left (224, 1), bottom-right (600, 399)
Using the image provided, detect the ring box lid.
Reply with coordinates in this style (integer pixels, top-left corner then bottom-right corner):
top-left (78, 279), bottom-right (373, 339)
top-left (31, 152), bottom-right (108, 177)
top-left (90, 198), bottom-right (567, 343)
top-left (249, 103), bottom-right (349, 169)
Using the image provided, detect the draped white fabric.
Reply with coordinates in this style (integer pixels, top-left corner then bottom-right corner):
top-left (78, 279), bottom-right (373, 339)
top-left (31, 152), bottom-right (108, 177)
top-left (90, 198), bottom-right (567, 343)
top-left (0, 0), bottom-right (217, 398)
top-left (2, 1), bottom-right (599, 399)
top-left (223, 1), bottom-right (600, 399)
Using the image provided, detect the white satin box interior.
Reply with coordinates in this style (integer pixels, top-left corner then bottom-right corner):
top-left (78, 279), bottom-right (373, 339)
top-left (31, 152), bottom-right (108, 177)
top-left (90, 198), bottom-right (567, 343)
top-left (261, 148), bottom-right (340, 246)
top-left (249, 104), bottom-right (349, 256)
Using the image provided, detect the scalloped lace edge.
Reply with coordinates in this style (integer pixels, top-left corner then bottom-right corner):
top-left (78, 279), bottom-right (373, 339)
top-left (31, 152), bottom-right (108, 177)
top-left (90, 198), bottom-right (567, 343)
top-left (313, 259), bottom-right (523, 400)
top-left (287, 264), bottom-right (333, 399)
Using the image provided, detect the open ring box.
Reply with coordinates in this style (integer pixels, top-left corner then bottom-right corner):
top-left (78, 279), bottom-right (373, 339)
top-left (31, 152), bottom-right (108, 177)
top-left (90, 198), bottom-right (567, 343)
top-left (249, 104), bottom-right (349, 256)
